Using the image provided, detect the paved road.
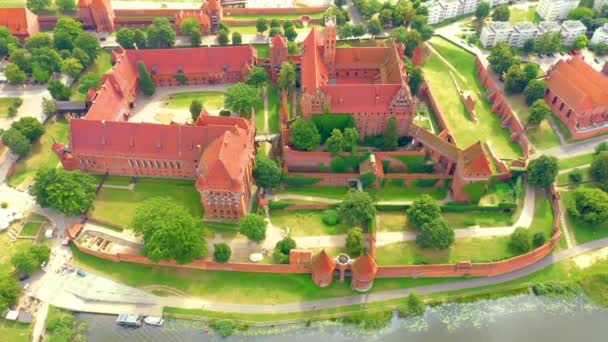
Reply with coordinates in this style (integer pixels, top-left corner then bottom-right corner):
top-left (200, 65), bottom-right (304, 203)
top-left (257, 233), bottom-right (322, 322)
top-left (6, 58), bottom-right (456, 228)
top-left (535, 136), bottom-right (608, 159)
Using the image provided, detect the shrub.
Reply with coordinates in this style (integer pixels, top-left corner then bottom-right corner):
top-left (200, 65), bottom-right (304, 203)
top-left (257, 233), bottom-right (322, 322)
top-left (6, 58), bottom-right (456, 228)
top-left (414, 179), bottom-right (439, 187)
top-left (211, 319), bottom-right (236, 337)
top-left (213, 243), bottom-right (231, 263)
top-left (268, 200), bottom-right (293, 210)
top-left (407, 195), bottom-right (441, 228)
top-left (568, 169), bottom-right (583, 184)
top-left (346, 227), bottom-right (365, 256)
top-left (219, 109), bottom-right (231, 117)
top-left (330, 156), bottom-right (347, 173)
top-left (0, 202), bottom-right (7, 208)
top-left (273, 236), bottom-right (296, 264)
top-left (567, 187), bottom-right (608, 225)
top-left (398, 292), bottom-right (426, 317)
top-left (282, 174), bottom-right (322, 187)
top-left (322, 209), bottom-right (340, 225)
top-left (311, 113), bottom-right (356, 142)
top-left (533, 232), bottom-right (546, 247)
top-left (339, 310), bottom-right (393, 330)
top-left (463, 181), bottom-right (487, 204)
top-left (359, 172), bottom-right (376, 188)
top-left (238, 214), bottom-right (267, 242)
top-left (509, 227), bottom-right (531, 254)
top-left (532, 281), bottom-right (580, 297)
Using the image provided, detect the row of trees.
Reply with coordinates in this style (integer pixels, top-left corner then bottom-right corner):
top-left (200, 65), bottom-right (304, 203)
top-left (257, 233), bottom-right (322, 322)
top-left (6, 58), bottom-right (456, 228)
top-left (1, 117), bottom-right (46, 158)
top-left (27, 0), bottom-right (76, 12)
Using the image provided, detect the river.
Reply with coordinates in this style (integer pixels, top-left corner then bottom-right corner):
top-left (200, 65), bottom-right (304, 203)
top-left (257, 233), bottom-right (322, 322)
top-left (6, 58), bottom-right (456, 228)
top-left (76, 294), bottom-right (608, 341)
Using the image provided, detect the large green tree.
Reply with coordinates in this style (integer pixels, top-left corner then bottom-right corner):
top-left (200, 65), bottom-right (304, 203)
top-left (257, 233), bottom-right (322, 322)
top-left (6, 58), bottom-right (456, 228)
top-left (278, 62), bottom-right (297, 92)
top-left (180, 18), bottom-right (202, 47)
top-left (256, 18), bottom-right (268, 34)
top-left (27, 0), bottom-right (51, 12)
top-left (416, 218), bottom-right (454, 249)
top-left (591, 152), bottom-right (608, 187)
top-left (30, 168), bottom-right (96, 216)
top-left (11, 117), bottom-right (45, 142)
top-left (325, 128), bottom-right (347, 155)
top-left (407, 195), bottom-right (441, 228)
top-left (339, 189), bottom-right (375, 228)
top-left (509, 227), bottom-right (531, 253)
top-left (289, 118), bottom-right (321, 151)
top-left (492, 4), bottom-right (510, 21)
top-left (0, 27), bottom-right (19, 57)
top-left (61, 58), bottom-right (84, 79)
top-left (232, 31), bottom-right (242, 45)
top-left (527, 99), bottom-right (551, 126)
top-left (147, 18), bottom-right (176, 48)
top-left (56, 0), bottom-right (76, 11)
top-left (47, 80), bottom-right (72, 101)
top-left (504, 65), bottom-right (527, 93)
top-left (253, 156), bottom-right (282, 189)
top-left (78, 73), bottom-right (101, 94)
top-left (475, 2), bottom-right (491, 19)
top-left (273, 236), bottom-right (296, 264)
top-left (488, 42), bottom-right (518, 75)
top-left (116, 28), bottom-right (135, 49)
top-left (74, 32), bottom-right (101, 61)
top-left (11, 249), bottom-right (38, 275)
top-left (2, 128), bottom-right (31, 157)
top-left (213, 243), bottom-right (231, 263)
top-left (245, 66), bottom-right (267, 88)
top-left (567, 187), bottom-right (608, 225)
top-left (224, 82), bottom-right (260, 118)
top-left (138, 61), bottom-right (156, 96)
top-left (4, 63), bottom-right (26, 85)
top-left (190, 99), bottom-right (203, 122)
top-left (346, 227), bottom-right (365, 256)
top-left (132, 197), bottom-right (206, 264)
top-left (524, 79), bottom-right (547, 105)
top-left (0, 276), bottom-right (21, 312)
top-left (527, 155), bottom-right (558, 188)
top-left (239, 214), bottom-right (267, 242)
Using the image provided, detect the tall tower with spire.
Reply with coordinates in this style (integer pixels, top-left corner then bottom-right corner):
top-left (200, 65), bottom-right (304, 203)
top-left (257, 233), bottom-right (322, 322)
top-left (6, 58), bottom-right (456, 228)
top-left (323, 16), bottom-right (337, 73)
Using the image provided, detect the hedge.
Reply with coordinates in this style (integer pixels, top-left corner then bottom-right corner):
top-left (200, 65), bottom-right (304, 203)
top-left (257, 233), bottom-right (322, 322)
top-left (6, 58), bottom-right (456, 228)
top-left (311, 113), bottom-right (356, 142)
top-left (463, 181), bottom-right (488, 204)
top-left (393, 155), bottom-right (434, 173)
top-left (330, 152), bottom-right (371, 173)
top-left (268, 200), bottom-right (294, 210)
top-left (414, 178), bottom-right (439, 187)
top-left (282, 174), bottom-right (322, 187)
top-left (440, 203), bottom-right (515, 213)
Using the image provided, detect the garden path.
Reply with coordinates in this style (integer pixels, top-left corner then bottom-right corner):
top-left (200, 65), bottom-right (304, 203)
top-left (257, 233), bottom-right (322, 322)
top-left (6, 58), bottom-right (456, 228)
top-left (536, 135), bottom-right (608, 159)
top-left (0, 84), bottom-right (50, 130)
top-left (558, 164), bottom-right (591, 175)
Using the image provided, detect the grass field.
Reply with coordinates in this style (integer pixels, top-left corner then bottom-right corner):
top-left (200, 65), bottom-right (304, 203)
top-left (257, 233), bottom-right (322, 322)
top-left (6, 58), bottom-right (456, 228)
top-left (0, 98), bottom-right (22, 118)
top-left (0, 320), bottom-right (31, 342)
top-left (276, 186), bottom-right (351, 200)
top-left (160, 91), bottom-right (225, 111)
top-left (558, 153), bottom-right (595, 170)
top-left (20, 222), bottom-right (42, 237)
top-left (90, 178), bottom-right (202, 229)
top-left (369, 185), bottom-right (447, 201)
top-left (7, 118), bottom-right (69, 188)
top-left (557, 167), bottom-right (592, 186)
top-left (509, 6), bottom-right (541, 24)
top-left (563, 184), bottom-right (608, 244)
top-left (270, 210), bottom-right (349, 236)
top-left (0, 233), bottom-right (32, 276)
top-left (224, 11), bottom-right (325, 20)
top-left (508, 93), bottom-right (560, 150)
top-left (71, 50), bottom-right (113, 101)
top-left (424, 37), bottom-right (522, 158)
top-left (254, 44), bottom-right (270, 58)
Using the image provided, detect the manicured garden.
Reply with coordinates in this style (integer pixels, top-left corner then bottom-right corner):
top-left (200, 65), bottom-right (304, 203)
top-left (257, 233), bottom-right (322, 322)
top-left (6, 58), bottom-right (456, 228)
top-left (0, 98), bottom-right (22, 118)
top-left (275, 186), bottom-right (351, 200)
top-left (160, 91), bottom-right (225, 111)
top-left (7, 118), bottom-right (69, 188)
top-left (423, 37), bottom-right (522, 158)
top-left (70, 50), bottom-right (113, 101)
top-left (369, 185), bottom-right (447, 201)
top-left (90, 178), bottom-right (202, 229)
top-left (224, 11), bottom-right (325, 20)
top-left (270, 209), bottom-right (350, 236)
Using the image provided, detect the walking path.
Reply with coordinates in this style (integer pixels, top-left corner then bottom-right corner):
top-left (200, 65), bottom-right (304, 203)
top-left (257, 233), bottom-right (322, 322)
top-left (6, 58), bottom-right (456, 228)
top-left (0, 84), bottom-right (50, 130)
top-left (534, 134), bottom-right (608, 159)
top-left (547, 116), bottom-right (567, 145)
top-left (558, 164), bottom-right (591, 175)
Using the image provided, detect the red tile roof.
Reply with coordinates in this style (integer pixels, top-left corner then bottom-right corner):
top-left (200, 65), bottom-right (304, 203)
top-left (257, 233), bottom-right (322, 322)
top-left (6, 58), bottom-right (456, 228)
top-left (311, 250), bottom-right (335, 275)
top-left (546, 56), bottom-right (608, 112)
top-left (321, 84), bottom-right (404, 113)
top-left (301, 28), bottom-right (328, 94)
top-left (351, 254), bottom-right (377, 281)
top-left (271, 34), bottom-right (286, 48)
top-left (461, 142), bottom-right (493, 177)
top-left (0, 8), bottom-right (39, 38)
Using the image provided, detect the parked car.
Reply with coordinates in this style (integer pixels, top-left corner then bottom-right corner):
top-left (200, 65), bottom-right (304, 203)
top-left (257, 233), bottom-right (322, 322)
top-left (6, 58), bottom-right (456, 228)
top-left (76, 269), bottom-right (88, 277)
top-left (537, 54), bottom-right (543, 59)
top-left (18, 274), bottom-right (30, 282)
top-left (547, 52), bottom-right (555, 58)
top-left (571, 50), bottom-right (579, 55)
top-left (559, 52), bottom-right (565, 56)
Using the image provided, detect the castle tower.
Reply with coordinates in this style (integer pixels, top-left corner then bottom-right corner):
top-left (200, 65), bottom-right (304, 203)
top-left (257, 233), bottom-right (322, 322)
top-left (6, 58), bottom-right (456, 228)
top-left (270, 34), bottom-right (287, 81)
top-left (323, 16), bottom-right (337, 73)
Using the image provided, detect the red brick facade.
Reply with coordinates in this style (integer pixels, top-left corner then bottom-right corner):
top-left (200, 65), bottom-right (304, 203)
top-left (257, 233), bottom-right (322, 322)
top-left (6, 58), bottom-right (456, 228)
top-left (78, 0), bottom-right (115, 32)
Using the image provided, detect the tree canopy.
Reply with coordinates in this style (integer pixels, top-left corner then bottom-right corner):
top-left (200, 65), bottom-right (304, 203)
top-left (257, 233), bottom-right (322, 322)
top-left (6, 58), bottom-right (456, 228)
top-left (527, 99), bottom-right (551, 126)
top-left (339, 189), bottom-right (376, 228)
top-left (47, 80), bottom-right (72, 101)
top-left (346, 227), bottom-right (365, 256)
top-left (383, 117), bottom-right (399, 151)
top-left (138, 61), bottom-right (156, 96)
top-left (416, 218), bottom-right (454, 249)
top-left (224, 82), bottom-right (260, 118)
top-left (278, 62), bottom-right (297, 91)
top-left (567, 187), bottom-right (608, 225)
top-left (245, 66), bottom-right (268, 88)
top-left (492, 4), bottom-right (510, 22)
top-left (190, 99), bottom-right (203, 122)
top-left (273, 236), bottom-right (296, 264)
top-left (326, 128), bottom-right (347, 155)
top-left (488, 42), bottom-right (519, 75)
top-left (2, 128), bottom-right (31, 157)
top-left (253, 156), bottom-right (282, 189)
top-left (11, 117), bottom-right (45, 142)
top-left (509, 227), bottom-right (531, 254)
top-left (475, 2), bottom-right (491, 19)
top-left (0, 275), bottom-right (21, 313)
top-left (256, 18), bottom-right (268, 34)
top-left (591, 152), bottom-right (608, 188)
top-left (239, 214), bottom-right (267, 242)
top-left (132, 197), bottom-right (206, 264)
top-left (147, 18), bottom-right (176, 48)
top-left (213, 243), bottom-right (231, 263)
top-left (527, 155), bottom-right (558, 188)
top-left (407, 195), bottom-right (441, 228)
top-left (524, 79), bottom-right (547, 105)
top-left (290, 118), bottom-right (321, 151)
top-left (30, 168), bottom-right (96, 215)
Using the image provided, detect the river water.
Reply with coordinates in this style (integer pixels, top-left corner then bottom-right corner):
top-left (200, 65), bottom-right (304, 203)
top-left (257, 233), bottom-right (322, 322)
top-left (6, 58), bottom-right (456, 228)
top-left (76, 294), bottom-right (608, 342)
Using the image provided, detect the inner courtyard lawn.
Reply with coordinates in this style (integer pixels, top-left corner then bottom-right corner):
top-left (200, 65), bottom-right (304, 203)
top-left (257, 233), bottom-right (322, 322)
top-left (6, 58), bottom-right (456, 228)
top-left (558, 153), bottom-right (595, 170)
top-left (270, 210), bottom-right (350, 236)
top-left (160, 91), bottom-right (225, 111)
top-left (275, 186), bottom-right (351, 200)
top-left (70, 50), bottom-right (113, 101)
top-left (224, 11), bottom-right (325, 20)
top-left (69, 244), bottom-right (459, 304)
top-left (0, 98), bottom-right (22, 118)
top-left (90, 178), bottom-right (202, 229)
top-left (563, 184), bottom-right (608, 244)
top-left (0, 233), bottom-right (32, 276)
top-left (508, 93), bottom-right (560, 150)
top-left (267, 84), bottom-right (281, 133)
top-left (7, 118), bottom-right (69, 188)
top-left (0, 320), bottom-right (31, 342)
top-left (423, 37), bottom-right (522, 159)
top-left (369, 185), bottom-right (447, 201)
top-left (557, 167), bottom-right (592, 186)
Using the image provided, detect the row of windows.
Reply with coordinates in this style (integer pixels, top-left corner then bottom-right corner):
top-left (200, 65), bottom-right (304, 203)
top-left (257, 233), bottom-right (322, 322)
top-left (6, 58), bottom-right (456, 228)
top-left (128, 159), bottom-right (181, 169)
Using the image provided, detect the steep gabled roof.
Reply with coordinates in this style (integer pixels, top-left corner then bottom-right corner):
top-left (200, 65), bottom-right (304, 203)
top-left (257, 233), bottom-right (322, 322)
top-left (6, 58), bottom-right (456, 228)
top-left (351, 254), bottom-right (378, 281)
top-left (321, 84), bottom-right (403, 113)
top-left (0, 8), bottom-right (39, 37)
top-left (408, 124), bottom-right (461, 161)
top-left (311, 250), bottom-right (335, 276)
top-left (461, 142), bottom-right (493, 176)
top-left (301, 28), bottom-right (328, 95)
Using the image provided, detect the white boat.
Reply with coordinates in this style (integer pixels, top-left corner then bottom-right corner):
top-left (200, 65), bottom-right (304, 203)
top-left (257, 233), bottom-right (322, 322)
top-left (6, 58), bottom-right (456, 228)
top-left (144, 316), bottom-right (164, 326)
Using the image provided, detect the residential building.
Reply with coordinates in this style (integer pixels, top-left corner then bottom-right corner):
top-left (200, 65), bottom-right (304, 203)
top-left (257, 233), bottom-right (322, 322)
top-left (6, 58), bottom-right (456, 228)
top-left (510, 22), bottom-right (540, 48)
top-left (54, 46), bottom-right (257, 221)
top-left (483, 0), bottom-right (510, 6)
top-left (480, 21), bottom-right (513, 47)
top-left (424, 0), bottom-right (512, 25)
top-left (591, 23), bottom-right (608, 45)
top-left (0, 8), bottom-right (39, 39)
top-left (299, 17), bottom-right (417, 136)
top-left (545, 56), bottom-right (608, 140)
top-left (538, 21), bottom-right (562, 36)
top-left (560, 20), bottom-right (587, 47)
top-left (594, 0), bottom-right (608, 10)
top-left (537, 0), bottom-right (580, 21)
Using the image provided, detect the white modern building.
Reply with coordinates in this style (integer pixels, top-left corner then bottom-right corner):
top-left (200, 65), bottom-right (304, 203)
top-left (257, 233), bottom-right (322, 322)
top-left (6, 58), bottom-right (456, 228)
top-left (510, 22), bottom-right (540, 48)
top-left (594, 0), bottom-right (608, 10)
top-left (538, 21), bottom-right (562, 36)
top-left (561, 20), bottom-right (587, 47)
top-left (537, 0), bottom-right (581, 21)
top-left (480, 21), bottom-right (514, 47)
top-left (591, 23), bottom-right (608, 45)
top-left (424, 0), bottom-right (513, 25)
top-left (483, 0), bottom-right (510, 6)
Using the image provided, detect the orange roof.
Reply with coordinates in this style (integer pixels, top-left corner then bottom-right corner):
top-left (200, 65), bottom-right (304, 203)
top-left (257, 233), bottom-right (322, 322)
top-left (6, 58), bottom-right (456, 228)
top-left (271, 34), bottom-right (286, 48)
top-left (311, 250), bottom-right (335, 275)
top-left (461, 142), bottom-right (493, 176)
top-left (546, 56), bottom-right (608, 112)
top-left (0, 8), bottom-right (39, 37)
top-left (351, 254), bottom-right (377, 281)
top-left (321, 84), bottom-right (404, 113)
top-left (301, 28), bottom-right (329, 94)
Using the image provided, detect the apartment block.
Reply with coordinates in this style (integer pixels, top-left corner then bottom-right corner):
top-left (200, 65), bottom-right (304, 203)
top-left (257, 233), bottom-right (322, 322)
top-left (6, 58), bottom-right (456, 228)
top-left (480, 21), bottom-right (513, 47)
top-left (424, 0), bottom-right (512, 25)
top-left (537, 0), bottom-right (580, 21)
top-left (510, 22), bottom-right (540, 48)
top-left (561, 20), bottom-right (587, 47)
top-left (594, 0), bottom-right (608, 10)
top-left (538, 21), bottom-right (562, 36)
top-left (591, 23), bottom-right (608, 45)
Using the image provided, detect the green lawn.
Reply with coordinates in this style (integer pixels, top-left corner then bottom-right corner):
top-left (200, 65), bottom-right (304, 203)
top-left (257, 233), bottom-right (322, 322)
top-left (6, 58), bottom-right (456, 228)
top-left (270, 210), bottom-right (349, 236)
top-left (160, 91), bottom-right (225, 111)
top-left (336, 39), bottom-right (381, 48)
top-left (90, 178), bottom-right (202, 229)
top-left (254, 44), bottom-right (270, 58)
top-left (224, 11), bottom-right (324, 20)
top-left (7, 118), bottom-right (69, 188)
top-left (105, 175), bottom-right (133, 186)
top-left (424, 37), bottom-right (522, 158)
top-left (557, 167), bottom-right (592, 186)
top-left (276, 186), bottom-right (351, 200)
top-left (369, 185), bottom-right (447, 201)
top-left (0, 233), bottom-right (32, 276)
top-left (254, 88), bottom-right (265, 131)
top-left (70, 50), bottom-right (113, 101)
top-left (376, 210), bottom-right (515, 233)
top-left (509, 6), bottom-right (540, 24)
top-left (563, 184), bottom-right (608, 244)
top-left (558, 153), bottom-right (595, 170)
top-left (508, 93), bottom-right (560, 150)
top-left (70, 243), bottom-right (460, 304)
top-left (0, 98), bottom-right (22, 118)
top-left (20, 222), bottom-right (42, 237)
top-left (0, 320), bottom-right (31, 342)
top-left (267, 84), bottom-right (280, 133)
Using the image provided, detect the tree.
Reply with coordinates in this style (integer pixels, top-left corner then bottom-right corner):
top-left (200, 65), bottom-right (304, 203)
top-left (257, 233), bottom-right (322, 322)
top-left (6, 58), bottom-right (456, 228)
top-left (567, 6), bottom-right (595, 20)
top-left (72, 47), bottom-right (90, 68)
top-left (533, 232), bottom-right (546, 247)
top-left (416, 219), bottom-right (454, 249)
top-left (116, 28), bottom-right (135, 49)
top-left (30, 168), bottom-right (96, 215)
top-left (383, 117), bottom-right (399, 151)
top-left (592, 42), bottom-right (608, 56)
top-left (268, 27), bottom-right (282, 39)
top-left (0, 276), bottom-right (21, 312)
top-left (527, 99), bottom-right (551, 126)
top-left (475, 2), bottom-right (491, 20)
top-left (253, 156), bottom-right (282, 189)
top-left (4, 63), bottom-right (26, 85)
top-left (56, 0), bottom-right (76, 11)
top-left (284, 27), bottom-right (298, 42)
top-left (410, 15), bottom-right (428, 32)
top-left (492, 4), bottom-right (510, 22)
top-left (231, 31), bottom-right (242, 45)
top-left (509, 227), bottom-right (531, 253)
top-left (527, 155), bottom-right (558, 188)
top-left (596, 142), bottom-right (608, 155)
top-left (2, 128), bottom-right (30, 157)
top-left (406, 63), bottom-right (424, 95)
top-left (0, 27), bottom-right (19, 57)
top-left (147, 18), bottom-right (176, 48)
top-left (138, 61), bottom-right (155, 96)
top-left (351, 23), bottom-right (367, 38)
top-left (74, 32), bottom-right (101, 61)
top-left (78, 73), bottom-right (101, 94)
top-left (133, 29), bottom-right (148, 49)
top-left (30, 245), bottom-right (50, 265)
top-left (283, 20), bottom-right (294, 32)
top-left (591, 151), bottom-right (608, 186)
top-left (523, 63), bottom-right (540, 83)
top-left (389, 27), bottom-right (422, 56)
top-left (380, 9), bottom-right (394, 27)
top-left (567, 187), bottom-right (608, 225)
top-left (224, 82), bottom-right (260, 118)
top-left (326, 128), bottom-right (347, 155)
top-left (217, 30), bottom-right (229, 46)
top-left (273, 236), bottom-right (296, 264)
top-left (132, 197), bottom-right (206, 264)
top-left (189, 99), bottom-right (202, 122)
top-left (573, 34), bottom-right (589, 50)
top-left (256, 18), bottom-right (268, 35)
top-left (488, 42), bottom-right (518, 75)
top-left (536, 32), bottom-right (562, 54)
top-left (11, 249), bottom-right (38, 275)
top-left (334, 0), bottom-right (346, 7)
top-left (338, 23), bottom-right (353, 39)
top-left (289, 118), bottom-right (321, 151)
top-left (47, 80), bottom-right (71, 101)
top-left (359, 172), bottom-right (376, 188)
top-left (345, 227), bottom-right (365, 256)
top-left (239, 214), bottom-right (267, 242)
top-left (288, 41), bottom-right (300, 55)
top-left (278, 62), bottom-right (296, 92)
top-left (339, 189), bottom-right (375, 227)
top-left (213, 243), bottom-right (231, 263)
top-left (504, 65), bottom-right (527, 93)
top-left (10, 49), bottom-right (32, 73)
top-left (524, 79), bottom-right (547, 105)
top-left (61, 58), bottom-right (83, 79)
top-left (27, 0), bottom-right (51, 12)
top-left (54, 16), bottom-right (82, 42)
top-left (407, 195), bottom-right (441, 228)
top-left (343, 127), bottom-right (359, 152)
top-left (31, 47), bottom-right (63, 75)
top-left (41, 97), bottom-right (57, 118)
top-left (32, 65), bottom-right (51, 84)
top-left (180, 18), bottom-right (202, 46)
top-left (401, 292), bottom-right (426, 317)
top-left (367, 18), bottom-right (383, 38)
top-left (523, 38), bottom-right (536, 53)
top-left (245, 66), bottom-right (267, 88)
top-left (53, 31), bottom-right (74, 51)
top-left (11, 117), bottom-right (45, 142)
top-left (270, 18), bottom-right (281, 28)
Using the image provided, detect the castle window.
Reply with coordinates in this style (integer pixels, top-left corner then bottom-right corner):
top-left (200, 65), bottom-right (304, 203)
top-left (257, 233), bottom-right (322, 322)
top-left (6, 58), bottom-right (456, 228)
top-left (169, 161), bottom-right (174, 169)
top-left (566, 109), bottom-right (573, 118)
top-left (163, 161), bottom-right (167, 168)
top-left (134, 160), bottom-right (139, 167)
top-left (559, 103), bottom-right (565, 111)
top-left (176, 161), bottom-right (181, 169)
top-left (128, 160), bottom-right (133, 167)
top-left (156, 160), bottom-right (160, 168)
top-left (552, 96), bottom-right (558, 104)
